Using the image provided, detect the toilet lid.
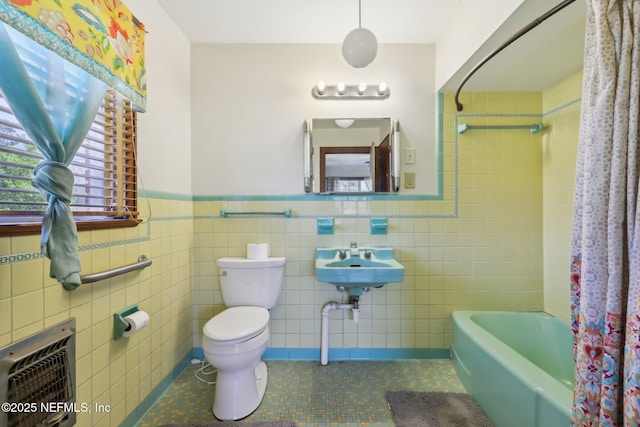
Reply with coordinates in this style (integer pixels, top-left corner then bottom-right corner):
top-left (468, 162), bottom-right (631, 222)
top-left (204, 306), bottom-right (269, 342)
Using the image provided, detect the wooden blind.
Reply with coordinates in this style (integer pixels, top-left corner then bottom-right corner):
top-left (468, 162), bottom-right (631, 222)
top-left (0, 88), bottom-right (138, 224)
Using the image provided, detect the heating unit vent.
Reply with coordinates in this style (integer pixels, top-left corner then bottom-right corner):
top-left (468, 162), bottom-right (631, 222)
top-left (0, 318), bottom-right (76, 427)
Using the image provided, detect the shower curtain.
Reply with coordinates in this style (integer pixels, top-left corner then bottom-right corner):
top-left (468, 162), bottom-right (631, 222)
top-left (570, 1), bottom-right (640, 425)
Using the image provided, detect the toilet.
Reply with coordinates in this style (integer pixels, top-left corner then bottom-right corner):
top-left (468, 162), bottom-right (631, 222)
top-left (202, 256), bottom-right (286, 420)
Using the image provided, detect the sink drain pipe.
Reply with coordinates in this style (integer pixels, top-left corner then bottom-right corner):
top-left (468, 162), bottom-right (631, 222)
top-left (321, 301), bottom-right (354, 365)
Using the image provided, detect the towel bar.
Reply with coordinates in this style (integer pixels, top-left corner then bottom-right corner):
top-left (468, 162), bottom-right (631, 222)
top-left (457, 123), bottom-right (544, 134)
top-left (220, 209), bottom-right (292, 217)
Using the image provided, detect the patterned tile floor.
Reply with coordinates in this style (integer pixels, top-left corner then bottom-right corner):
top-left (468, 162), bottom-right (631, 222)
top-left (136, 359), bottom-right (466, 427)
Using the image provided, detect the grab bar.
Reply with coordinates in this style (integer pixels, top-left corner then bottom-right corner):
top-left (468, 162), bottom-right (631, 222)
top-left (457, 122), bottom-right (544, 134)
top-left (77, 255), bottom-right (152, 285)
top-left (220, 209), bottom-right (292, 218)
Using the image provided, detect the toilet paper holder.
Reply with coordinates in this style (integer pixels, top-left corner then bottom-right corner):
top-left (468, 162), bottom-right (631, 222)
top-left (114, 304), bottom-right (141, 340)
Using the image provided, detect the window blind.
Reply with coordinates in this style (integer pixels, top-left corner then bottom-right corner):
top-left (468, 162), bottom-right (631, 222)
top-left (0, 88), bottom-right (138, 219)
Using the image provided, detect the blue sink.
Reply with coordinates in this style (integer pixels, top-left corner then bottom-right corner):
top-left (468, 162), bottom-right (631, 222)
top-left (315, 247), bottom-right (404, 296)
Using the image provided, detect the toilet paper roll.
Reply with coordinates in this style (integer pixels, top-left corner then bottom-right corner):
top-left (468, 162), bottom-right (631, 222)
top-left (122, 310), bottom-right (150, 337)
top-left (247, 243), bottom-right (270, 259)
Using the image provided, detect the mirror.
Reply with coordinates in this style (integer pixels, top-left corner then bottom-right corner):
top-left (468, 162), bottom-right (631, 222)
top-left (303, 118), bottom-right (400, 193)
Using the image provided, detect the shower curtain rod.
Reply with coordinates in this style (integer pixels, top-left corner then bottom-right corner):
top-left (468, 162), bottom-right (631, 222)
top-left (453, 0), bottom-right (577, 112)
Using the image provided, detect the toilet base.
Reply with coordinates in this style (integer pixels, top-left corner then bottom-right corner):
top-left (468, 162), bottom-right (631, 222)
top-left (212, 361), bottom-right (268, 420)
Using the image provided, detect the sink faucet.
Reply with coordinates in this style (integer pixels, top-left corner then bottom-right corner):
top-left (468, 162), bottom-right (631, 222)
top-left (350, 241), bottom-right (358, 256)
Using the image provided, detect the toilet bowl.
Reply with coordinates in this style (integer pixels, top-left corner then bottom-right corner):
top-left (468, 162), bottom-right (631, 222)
top-left (203, 255), bottom-right (285, 420)
top-left (202, 306), bottom-right (271, 420)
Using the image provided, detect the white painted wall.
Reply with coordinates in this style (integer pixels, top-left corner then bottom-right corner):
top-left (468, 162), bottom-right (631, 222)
top-left (435, 0), bottom-right (524, 91)
top-left (190, 44), bottom-right (437, 196)
top-left (126, 0), bottom-right (192, 195)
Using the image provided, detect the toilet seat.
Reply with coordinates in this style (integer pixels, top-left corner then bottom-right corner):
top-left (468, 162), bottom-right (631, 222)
top-left (204, 306), bottom-right (269, 342)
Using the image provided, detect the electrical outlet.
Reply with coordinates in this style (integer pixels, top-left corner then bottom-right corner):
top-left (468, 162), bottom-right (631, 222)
top-left (405, 147), bottom-right (416, 164)
top-left (404, 172), bottom-right (415, 189)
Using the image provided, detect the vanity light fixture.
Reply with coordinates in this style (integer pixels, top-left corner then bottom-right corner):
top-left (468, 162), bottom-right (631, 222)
top-left (311, 82), bottom-right (390, 100)
top-left (342, 0), bottom-right (378, 68)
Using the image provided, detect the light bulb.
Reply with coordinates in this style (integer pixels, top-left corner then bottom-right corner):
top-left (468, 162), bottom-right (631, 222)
top-left (317, 81), bottom-right (325, 95)
top-left (337, 82), bottom-right (346, 95)
top-left (358, 83), bottom-right (367, 94)
top-left (335, 119), bottom-right (355, 129)
top-left (377, 82), bottom-right (388, 95)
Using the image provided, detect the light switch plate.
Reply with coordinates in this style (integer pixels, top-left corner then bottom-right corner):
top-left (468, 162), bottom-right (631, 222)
top-left (405, 147), bottom-right (416, 164)
top-left (404, 172), bottom-right (416, 189)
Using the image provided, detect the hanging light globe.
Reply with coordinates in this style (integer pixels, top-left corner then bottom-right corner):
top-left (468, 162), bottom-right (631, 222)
top-left (342, 27), bottom-right (378, 68)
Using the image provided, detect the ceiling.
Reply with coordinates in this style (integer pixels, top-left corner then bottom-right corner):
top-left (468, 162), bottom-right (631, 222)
top-left (157, 0), bottom-right (586, 92)
top-left (156, 0), bottom-right (462, 44)
top-left (440, 0), bottom-right (586, 92)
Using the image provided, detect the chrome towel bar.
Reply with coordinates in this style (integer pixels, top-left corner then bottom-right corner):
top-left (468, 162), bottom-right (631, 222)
top-left (457, 122), bottom-right (544, 134)
top-left (220, 209), bottom-right (292, 218)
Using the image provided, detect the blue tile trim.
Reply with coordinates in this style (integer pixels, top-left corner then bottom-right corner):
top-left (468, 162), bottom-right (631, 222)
top-left (192, 347), bottom-right (450, 361)
top-left (192, 103), bottom-right (449, 205)
top-left (264, 347), bottom-right (451, 360)
top-left (122, 350), bottom-right (192, 427)
top-left (543, 97), bottom-right (581, 117)
top-left (192, 193), bottom-right (443, 202)
top-left (1, 221), bottom-right (152, 265)
top-left (436, 92), bottom-right (445, 200)
top-left (138, 189), bottom-right (193, 201)
top-left (457, 113), bottom-right (544, 118)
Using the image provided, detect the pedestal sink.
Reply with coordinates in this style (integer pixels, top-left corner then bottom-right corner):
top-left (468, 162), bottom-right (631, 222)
top-left (315, 247), bottom-right (405, 296)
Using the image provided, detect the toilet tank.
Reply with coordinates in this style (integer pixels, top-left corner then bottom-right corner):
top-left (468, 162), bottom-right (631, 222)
top-left (216, 257), bottom-right (286, 308)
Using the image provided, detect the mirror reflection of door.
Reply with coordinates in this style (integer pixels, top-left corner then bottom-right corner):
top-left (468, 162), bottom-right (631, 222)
top-left (320, 146), bottom-right (371, 192)
top-left (310, 118), bottom-right (394, 193)
top-left (319, 136), bottom-right (391, 193)
top-left (374, 134), bottom-right (391, 192)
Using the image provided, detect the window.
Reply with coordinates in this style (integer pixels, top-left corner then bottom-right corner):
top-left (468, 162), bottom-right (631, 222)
top-left (0, 88), bottom-right (139, 236)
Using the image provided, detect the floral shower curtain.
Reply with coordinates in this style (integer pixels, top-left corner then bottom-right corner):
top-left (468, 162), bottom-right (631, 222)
top-left (570, 0), bottom-right (640, 425)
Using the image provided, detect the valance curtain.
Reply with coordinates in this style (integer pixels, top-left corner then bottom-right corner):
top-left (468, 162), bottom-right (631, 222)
top-left (0, 0), bottom-right (147, 110)
top-left (0, 0), bottom-right (146, 288)
top-left (570, 0), bottom-right (640, 425)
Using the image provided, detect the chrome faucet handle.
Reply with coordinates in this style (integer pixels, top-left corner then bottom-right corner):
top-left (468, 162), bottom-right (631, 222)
top-left (350, 241), bottom-right (358, 248)
top-left (339, 250), bottom-right (347, 259)
top-left (364, 250), bottom-right (372, 259)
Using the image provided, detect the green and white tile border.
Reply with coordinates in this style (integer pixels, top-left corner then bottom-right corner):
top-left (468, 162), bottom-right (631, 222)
top-left (1, 221), bottom-right (152, 266)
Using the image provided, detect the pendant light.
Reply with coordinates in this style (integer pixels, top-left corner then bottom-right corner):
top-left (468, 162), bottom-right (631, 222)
top-left (342, 0), bottom-right (378, 68)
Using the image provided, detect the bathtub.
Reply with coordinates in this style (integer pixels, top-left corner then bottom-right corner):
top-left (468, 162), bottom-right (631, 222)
top-left (451, 311), bottom-right (574, 427)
